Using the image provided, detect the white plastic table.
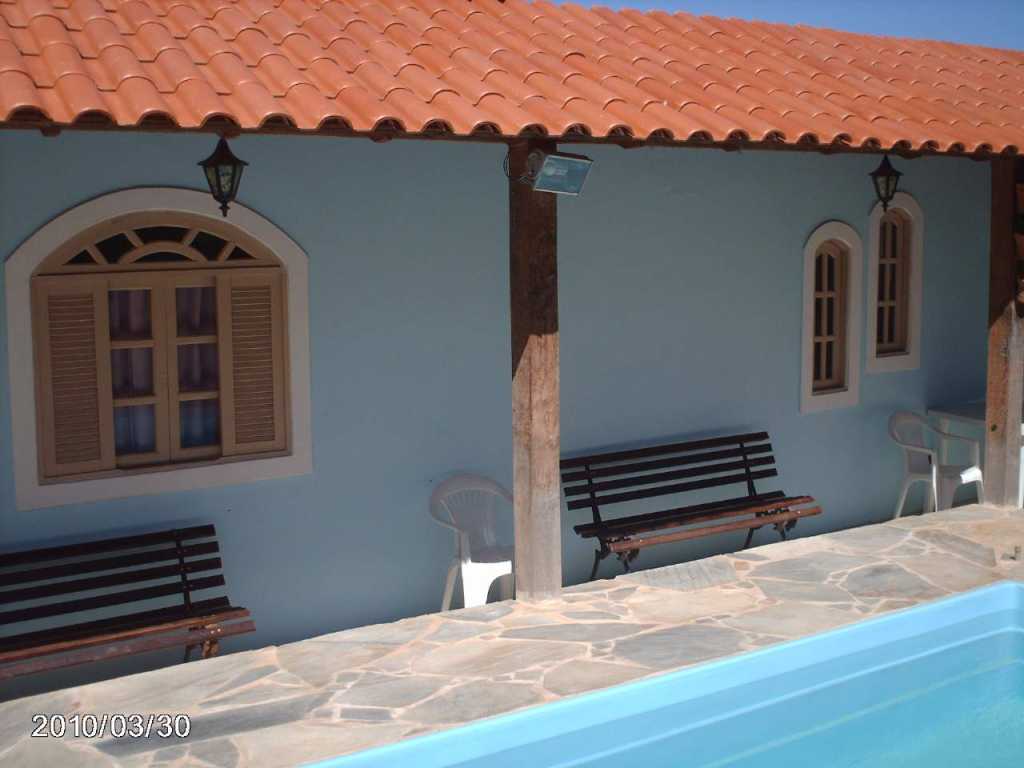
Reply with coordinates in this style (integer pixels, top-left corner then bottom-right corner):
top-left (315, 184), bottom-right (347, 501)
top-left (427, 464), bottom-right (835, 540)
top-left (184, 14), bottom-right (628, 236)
top-left (927, 400), bottom-right (1024, 506)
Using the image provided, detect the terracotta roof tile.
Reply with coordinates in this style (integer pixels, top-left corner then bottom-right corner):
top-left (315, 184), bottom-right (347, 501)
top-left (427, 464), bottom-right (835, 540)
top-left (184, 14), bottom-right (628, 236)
top-left (2, 0), bottom-right (1024, 151)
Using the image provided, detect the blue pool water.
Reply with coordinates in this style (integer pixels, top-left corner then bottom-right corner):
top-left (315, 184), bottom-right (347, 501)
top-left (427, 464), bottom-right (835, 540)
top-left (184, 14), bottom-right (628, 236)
top-left (314, 582), bottom-right (1024, 768)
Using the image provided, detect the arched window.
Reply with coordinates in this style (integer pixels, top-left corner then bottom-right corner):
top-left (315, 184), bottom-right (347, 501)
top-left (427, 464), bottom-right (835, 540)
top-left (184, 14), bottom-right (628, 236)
top-left (801, 221), bottom-right (863, 413)
top-left (812, 240), bottom-right (848, 392)
top-left (32, 213), bottom-right (288, 480)
top-left (7, 189), bottom-right (311, 509)
top-left (867, 193), bottom-right (923, 372)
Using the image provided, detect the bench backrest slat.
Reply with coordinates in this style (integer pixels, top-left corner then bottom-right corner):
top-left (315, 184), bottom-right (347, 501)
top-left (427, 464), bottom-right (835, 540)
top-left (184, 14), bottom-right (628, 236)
top-left (0, 541), bottom-right (220, 589)
top-left (0, 558), bottom-right (223, 606)
top-left (0, 526), bottom-right (230, 633)
top-left (565, 455), bottom-right (776, 500)
top-left (0, 525), bottom-right (215, 568)
top-left (561, 432), bottom-right (778, 513)
top-left (560, 443), bottom-right (773, 484)
top-left (560, 432), bottom-right (769, 470)
top-left (0, 575), bottom-right (225, 626)
top-left (569, 468), bottom-right (778, 510)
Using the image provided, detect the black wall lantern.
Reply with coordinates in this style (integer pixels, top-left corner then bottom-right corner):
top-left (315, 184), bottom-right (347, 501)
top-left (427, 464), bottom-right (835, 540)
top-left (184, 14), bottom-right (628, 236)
top-left (199, 137), bottom-right (247, 216)
top-left (869, 154), bottom-right (902, 212)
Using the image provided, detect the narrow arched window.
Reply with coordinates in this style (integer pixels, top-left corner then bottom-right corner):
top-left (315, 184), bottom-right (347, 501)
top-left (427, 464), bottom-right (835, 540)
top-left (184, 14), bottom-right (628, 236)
top-left (801, 221), bottom-right (862, 413)
top-left (875, 209), bottom-right (911, 356)
top-left (867, 193), bottom-right (923, 373)
top-left (812, 240), bottom-right (848, 393)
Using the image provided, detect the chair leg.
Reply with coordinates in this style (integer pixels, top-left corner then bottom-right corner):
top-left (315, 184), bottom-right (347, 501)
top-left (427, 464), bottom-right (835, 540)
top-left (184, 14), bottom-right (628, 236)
top-left (893, 478), bottom-right (913, 519)
top-left (441, 559), bottom-right (459, 612)
top-left (926, 470), bottom-right (938, 514)
top-left (460, 561), bottom-right (509, 608)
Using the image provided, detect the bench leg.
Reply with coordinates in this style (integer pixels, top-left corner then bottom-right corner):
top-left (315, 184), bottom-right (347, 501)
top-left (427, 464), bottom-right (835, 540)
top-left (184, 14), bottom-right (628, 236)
top-left (201, 638), bottom-right (220, 659)
top-left (589, 545), bottom-right (610, 581)
top-left (743, 527), bottom-right (759, 549)
top-left (617, 549), bottom-right (639, 574)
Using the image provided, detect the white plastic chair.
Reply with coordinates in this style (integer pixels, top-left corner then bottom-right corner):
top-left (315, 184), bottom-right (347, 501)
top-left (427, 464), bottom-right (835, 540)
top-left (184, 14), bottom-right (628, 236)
top-left (430, 474), bottom-right (514, 611)
top-left (888, 411), bottom-right (983, 518)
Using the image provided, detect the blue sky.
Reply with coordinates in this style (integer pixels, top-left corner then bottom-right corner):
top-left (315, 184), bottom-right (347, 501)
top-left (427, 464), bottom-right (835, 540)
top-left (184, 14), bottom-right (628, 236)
top-left (590, 1), bottom-right (1024, 50)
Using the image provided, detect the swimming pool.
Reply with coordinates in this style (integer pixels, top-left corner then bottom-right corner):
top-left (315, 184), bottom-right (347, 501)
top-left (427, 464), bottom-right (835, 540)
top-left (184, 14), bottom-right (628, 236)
top-left (313, 581), bottom-right (1024, 767)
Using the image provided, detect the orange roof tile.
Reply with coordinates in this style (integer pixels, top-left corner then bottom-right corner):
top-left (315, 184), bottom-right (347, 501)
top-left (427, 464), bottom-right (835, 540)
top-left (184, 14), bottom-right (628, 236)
top-left (2, 0), bottom-right (1024, 152)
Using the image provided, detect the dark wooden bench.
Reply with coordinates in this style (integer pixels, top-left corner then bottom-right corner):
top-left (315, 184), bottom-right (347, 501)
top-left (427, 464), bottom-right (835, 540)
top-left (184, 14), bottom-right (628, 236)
top-left (0, 524), bottom-right (254, 680)
top-left (561, 431), bottom-right (821, 579)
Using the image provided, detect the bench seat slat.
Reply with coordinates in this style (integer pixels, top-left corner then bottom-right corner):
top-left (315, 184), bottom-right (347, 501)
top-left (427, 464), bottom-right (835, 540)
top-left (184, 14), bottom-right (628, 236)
top-left (607, 505), bottom-right (822, 553)
top-left (566, 468), bottom-right (778, 510)
top-left (560, 431), bottom-right (770, 470)
top-left (574, 491), bottom-right (793, 538)
top-left (0, 575), bottom-right (225, 626)
top-left (561, 444), bottom-right (773, 485)
top-left (0, 525), bottom-right (216, 568)
top-left (0, 596), bottom-right (231, 653)
top-left (564, 456), bottom-right (776, 498)
top-left (0, 607), bottom-right (250, 663)
top-left (0, 619), bottom-right (256, 681)
top-left (0, 541), bottom-right (220, 588)
top-left (0, 558), bottom-right (222, 605)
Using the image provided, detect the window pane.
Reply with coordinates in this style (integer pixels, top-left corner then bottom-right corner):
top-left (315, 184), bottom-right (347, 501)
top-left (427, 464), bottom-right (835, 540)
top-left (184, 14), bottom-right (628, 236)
top-left (826, 297), bottom-right (835, 336)
top-left (114, 405), bottom-right (156, 455)
top-left (180, 400), bottom-right (220, 448)
top-left (826, 254), bottom-right (835, 291)
top-left (111, 348), bottom-right (154, 398)
top-left (177, 287), bottom-right (217, 336)
top-left (815, 254), bottom-right (823, 292)
top-left (877, 306), bottom-right (885, 344)
top-left (108, 290), bottom-right (151, 340)
top-left (813, 342), bottom-right (821, 381)
top-left (191, 231), bottom-right (227, 261)
top-left (814, 297), bottom-right (822, 336)
top-left (178, 343), bottom-right (219, 392)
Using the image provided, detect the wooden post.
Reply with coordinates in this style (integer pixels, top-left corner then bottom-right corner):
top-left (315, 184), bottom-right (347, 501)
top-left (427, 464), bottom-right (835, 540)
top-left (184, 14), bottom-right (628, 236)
top-left (983, 156), bottom-right (1024, 508)
top-left (509, 139), bottom-right (562, 600)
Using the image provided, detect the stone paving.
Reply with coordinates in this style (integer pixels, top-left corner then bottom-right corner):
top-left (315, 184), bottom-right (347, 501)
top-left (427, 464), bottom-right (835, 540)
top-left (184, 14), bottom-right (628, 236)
top-left (4, 504), bottom-right (1024, 767)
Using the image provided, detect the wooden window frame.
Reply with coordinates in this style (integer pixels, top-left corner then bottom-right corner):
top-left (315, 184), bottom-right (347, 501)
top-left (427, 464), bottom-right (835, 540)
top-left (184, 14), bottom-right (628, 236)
top-left (801, 221), bottom-right (863, 414)
top-left (30, 217), bottom-right (290, 485)
top-left (866, 193), bottom-right (924, 374)
top-left (811, 241), bottom-right (848, 393)
top-left (8, 188), bottom-right (312, 512)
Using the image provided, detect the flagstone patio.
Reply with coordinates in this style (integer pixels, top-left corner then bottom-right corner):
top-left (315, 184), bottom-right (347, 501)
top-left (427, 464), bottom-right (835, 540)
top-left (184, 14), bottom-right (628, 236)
top-left (4, 504), bottom-right (1023, 768)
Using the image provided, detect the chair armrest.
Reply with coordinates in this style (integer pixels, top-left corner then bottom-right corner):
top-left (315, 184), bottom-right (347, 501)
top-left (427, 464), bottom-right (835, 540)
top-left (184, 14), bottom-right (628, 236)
top-left (892, 439), bottom-right (936, 463)
top-left (928, 427), bottom-right (982, 465)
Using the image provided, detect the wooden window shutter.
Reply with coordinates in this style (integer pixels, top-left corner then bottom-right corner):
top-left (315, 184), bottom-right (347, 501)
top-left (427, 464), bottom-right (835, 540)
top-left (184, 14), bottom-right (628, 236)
top-left (217, 269), bottom-right (288, 456)
top-left (32, 276), bottom-right (116, 478)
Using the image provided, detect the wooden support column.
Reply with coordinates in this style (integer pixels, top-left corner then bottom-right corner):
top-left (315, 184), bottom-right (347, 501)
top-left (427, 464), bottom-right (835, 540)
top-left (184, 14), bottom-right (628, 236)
top-left (983, 156), bottom-right (1024, 508)
top-left (509, 139), bottom-right (562, 600)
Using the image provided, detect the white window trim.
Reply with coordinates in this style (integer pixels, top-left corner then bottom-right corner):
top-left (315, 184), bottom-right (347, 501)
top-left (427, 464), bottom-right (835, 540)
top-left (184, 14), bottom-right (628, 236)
top-left (866, 191), bottom-right (924, 374)
top-left (5, 187), bottom-right (313, 510)
top-left (801, 220), bottom-right (863, 414)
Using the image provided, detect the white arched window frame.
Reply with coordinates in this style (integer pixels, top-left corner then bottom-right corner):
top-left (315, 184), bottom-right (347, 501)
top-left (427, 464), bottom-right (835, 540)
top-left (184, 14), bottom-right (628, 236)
top-left (801, 221), bottom-right (863, 414)
top-left (866, 192), bottom-right (924, 373)
top-left (5, 188), bottom-right (312, 511)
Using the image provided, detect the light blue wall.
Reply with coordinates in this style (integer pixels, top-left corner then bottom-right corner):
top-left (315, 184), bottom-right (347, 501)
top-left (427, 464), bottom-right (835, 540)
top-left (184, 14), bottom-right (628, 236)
top-left (0, 132), bottom-right (988, 697)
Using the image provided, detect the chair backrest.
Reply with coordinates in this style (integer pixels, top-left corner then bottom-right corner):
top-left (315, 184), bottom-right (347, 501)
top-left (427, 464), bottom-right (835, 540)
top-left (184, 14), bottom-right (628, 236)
top-left (429, 474), bottom-right (513, 557)
top-left (561, 432), bottom-right (778, 525)
top-left (888, 411), bottom-right (933, 472)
